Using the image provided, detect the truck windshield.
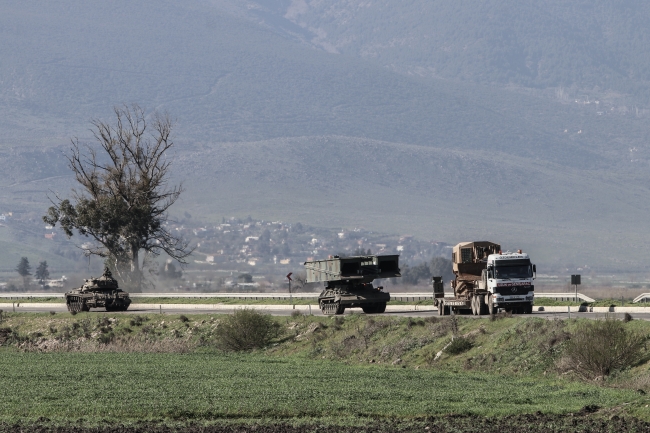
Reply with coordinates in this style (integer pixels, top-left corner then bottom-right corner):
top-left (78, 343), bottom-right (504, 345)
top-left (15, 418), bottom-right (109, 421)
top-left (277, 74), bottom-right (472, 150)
top-left (494, 265), bottom-right (532, 279)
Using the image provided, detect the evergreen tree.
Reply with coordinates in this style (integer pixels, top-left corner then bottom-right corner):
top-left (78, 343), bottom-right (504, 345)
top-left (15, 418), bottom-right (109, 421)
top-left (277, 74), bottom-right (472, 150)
top-left (16, 257), bottom-right (31, 290)
top-left (35, 261), bottom-right (50, 284)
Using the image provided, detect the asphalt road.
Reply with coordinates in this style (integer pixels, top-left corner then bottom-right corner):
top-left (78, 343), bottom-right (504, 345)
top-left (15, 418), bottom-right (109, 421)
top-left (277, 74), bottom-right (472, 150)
top-left (4, 303), bottom-right (649, 321)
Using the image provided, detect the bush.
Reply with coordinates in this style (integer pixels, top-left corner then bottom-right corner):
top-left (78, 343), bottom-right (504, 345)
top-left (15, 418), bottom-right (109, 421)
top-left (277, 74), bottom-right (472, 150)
top-left (563, 318), bottom-right (645, 379)
top-left (444, 337), bottom-right (473, 355)
top-left (215, 309), bottom-right (283, 351)
top-left (130, 316), bottom-right (147, 327)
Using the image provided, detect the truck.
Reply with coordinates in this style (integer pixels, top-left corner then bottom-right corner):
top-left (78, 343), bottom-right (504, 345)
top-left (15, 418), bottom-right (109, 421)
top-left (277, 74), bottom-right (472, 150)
top-left (433, 241), bottom-right (536, 316)
top-left (304, 254), bottom-right (401, 315)
top-left (65, 268), bottom-right (132, 313)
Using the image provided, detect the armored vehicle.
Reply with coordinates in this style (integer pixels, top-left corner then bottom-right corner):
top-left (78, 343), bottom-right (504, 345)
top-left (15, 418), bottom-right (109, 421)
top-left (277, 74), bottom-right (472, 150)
top-left (304, 255), bottom-right (400, 315)
top-left (65, 268), bottom-right (131, 313)
top-left (434, 241), bottom-right (536, 315)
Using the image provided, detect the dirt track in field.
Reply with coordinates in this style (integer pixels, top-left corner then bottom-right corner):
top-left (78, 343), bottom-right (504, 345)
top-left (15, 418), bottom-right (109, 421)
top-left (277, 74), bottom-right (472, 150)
top-left (2, 412), bottom-right (650, 433)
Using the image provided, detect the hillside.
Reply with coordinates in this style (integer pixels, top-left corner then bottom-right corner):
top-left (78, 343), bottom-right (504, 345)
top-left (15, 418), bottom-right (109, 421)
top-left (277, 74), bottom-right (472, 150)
top-left (236, 0), bottom-right (650, 103)
top-left (0, 1), bottom-right (649, 272)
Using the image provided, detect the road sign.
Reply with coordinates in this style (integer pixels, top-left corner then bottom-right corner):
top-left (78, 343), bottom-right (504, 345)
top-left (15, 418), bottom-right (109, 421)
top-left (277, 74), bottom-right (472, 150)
top-left (286, 272), bottom-right (292, 281)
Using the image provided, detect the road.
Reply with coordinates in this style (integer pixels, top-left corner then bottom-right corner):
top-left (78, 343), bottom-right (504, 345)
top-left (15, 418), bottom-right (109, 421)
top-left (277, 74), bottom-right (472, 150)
top-left (3, 302), bottom-right (650, 321)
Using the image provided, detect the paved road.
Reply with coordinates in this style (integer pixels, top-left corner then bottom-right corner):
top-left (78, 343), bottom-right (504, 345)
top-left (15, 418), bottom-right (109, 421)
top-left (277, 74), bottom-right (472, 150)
top-left (4, 302), bottom-right (649, 321)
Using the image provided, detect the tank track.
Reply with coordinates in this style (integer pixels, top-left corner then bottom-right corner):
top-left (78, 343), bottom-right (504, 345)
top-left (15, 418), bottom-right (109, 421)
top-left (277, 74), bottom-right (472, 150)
top-left (65, 295), bottom-right (130, 312)
top-left (66, 295), bottom-right (89, 313)
top-left (320, 301), bottom-right (345, 315)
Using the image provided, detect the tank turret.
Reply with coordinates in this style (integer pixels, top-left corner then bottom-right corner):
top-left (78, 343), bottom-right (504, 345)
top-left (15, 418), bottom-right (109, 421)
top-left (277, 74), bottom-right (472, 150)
top-left (65, 268), bottom-right (131, 313)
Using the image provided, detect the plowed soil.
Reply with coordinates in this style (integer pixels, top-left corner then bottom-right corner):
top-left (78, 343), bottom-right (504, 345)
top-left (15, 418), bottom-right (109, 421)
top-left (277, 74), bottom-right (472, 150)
top-left (2, 413), bottom-right (649, 433)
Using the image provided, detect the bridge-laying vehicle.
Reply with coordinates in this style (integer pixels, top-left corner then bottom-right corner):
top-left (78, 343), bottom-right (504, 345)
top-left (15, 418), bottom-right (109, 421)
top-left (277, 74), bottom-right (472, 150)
top-left (433, 241), bottom-right (536, 315)
top-left (304, 255), bottom-right (401, 315)
top-left (65, 268), bottom-right (131, 313)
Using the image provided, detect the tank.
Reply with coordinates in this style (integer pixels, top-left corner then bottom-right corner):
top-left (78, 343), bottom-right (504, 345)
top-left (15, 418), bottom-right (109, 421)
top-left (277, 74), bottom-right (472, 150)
top-left (304, 255), bottom-right (401, 315)
top-left (65, 268), bottom-right (132, 313)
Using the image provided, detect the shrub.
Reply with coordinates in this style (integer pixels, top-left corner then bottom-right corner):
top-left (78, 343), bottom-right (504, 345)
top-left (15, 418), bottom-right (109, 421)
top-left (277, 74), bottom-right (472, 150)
top-left (97, 332), bottom-right (115, 345)
top-left (215, 309), bottom-right (283, 351)
top-left (130, 316), bottom-right (147, 327)
top-left (179, 315), bottom-right (190, 323)
top-left (444, 336), bottom-right (473, 355)
top-left (563, 318), bottom-right (645, 379)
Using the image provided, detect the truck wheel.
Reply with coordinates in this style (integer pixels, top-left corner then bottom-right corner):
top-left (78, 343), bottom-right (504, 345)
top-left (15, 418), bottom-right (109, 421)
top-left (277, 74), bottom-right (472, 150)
top-left (375, 302), bottom-right (386, 313)
top-left (488, 294), bottom-right (495, 315)
top-left (81, 302), bottom-right (90, 312)
top-left (362, 304), bottom-right (376, 314)
top-left (335, 303), bottom-right (345, 315)
top-left (524, 304), bottom-right (533, 314)
top-left (471, 296), bottom-right (477, 315)
top-left (437, 301), bottom-right (444, 316)
top-left (476, 295), bottom-right (487, 316)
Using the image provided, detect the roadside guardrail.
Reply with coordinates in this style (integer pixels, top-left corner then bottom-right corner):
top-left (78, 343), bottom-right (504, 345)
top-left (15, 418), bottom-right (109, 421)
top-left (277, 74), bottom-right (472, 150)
top-left (0, 291), bottom-right (596, 302)
top-left (633, 293), bottom-right (650, 303)
top-left (534, 292), bottom-right (595, 303)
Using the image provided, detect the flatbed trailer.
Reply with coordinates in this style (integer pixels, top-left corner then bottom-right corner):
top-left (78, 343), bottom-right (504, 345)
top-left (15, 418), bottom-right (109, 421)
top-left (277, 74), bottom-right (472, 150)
top-left (433, 242), bottom-right (536, 315)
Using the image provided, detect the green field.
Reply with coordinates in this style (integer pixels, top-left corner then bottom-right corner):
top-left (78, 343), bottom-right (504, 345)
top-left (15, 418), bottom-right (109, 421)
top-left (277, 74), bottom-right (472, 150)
top-left (0, 351), bottom-right (642, 424)
top-left (1, 311), bottom-right (650, 425)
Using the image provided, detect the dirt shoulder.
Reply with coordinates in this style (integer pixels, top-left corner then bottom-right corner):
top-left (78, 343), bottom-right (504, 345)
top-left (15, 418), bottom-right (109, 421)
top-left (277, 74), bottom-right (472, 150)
top-left (1, 413), bottom-right (649, 433)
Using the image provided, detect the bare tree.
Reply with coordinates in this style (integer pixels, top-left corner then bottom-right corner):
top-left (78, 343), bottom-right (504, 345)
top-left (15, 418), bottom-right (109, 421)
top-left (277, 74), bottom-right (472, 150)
top-left (43, 105), bottom-right (191, 291)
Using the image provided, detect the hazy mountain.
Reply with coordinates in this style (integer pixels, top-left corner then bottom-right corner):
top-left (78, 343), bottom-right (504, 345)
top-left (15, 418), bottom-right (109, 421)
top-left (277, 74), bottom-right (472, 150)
top-left (0, 1), bottom-right (649, 273)
top-left (236, 0), bottom-right (650, 102)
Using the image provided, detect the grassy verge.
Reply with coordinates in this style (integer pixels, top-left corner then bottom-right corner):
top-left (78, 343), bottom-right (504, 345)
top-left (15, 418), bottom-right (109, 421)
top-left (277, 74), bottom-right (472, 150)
top-left (1, 312), bottom-right (650, 423)
top-left (533, 298), bottom-right (645, 307)
top-left (5, 296), bottom-right (648, 308)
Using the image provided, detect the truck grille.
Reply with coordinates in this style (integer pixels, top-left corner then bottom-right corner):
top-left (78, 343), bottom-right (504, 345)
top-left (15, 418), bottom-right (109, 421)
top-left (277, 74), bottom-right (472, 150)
top-left (495, 285), bottom-right (533, 296)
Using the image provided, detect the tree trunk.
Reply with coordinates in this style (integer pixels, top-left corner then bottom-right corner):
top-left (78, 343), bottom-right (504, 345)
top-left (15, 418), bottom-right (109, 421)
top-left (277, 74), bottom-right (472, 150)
top-left (129, 245), bottom-right (143, 293)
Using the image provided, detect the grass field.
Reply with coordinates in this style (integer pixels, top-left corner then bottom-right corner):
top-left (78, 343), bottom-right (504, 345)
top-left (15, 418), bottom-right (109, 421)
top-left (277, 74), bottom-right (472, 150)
top-left (0, 350), bottom-right (644, 424)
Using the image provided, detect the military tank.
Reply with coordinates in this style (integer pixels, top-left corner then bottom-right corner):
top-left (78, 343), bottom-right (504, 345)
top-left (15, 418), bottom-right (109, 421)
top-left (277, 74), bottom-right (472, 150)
top-left (304, 255), bottom-right (401, 315)
top-left (65, 268), bottom-right (131, 313)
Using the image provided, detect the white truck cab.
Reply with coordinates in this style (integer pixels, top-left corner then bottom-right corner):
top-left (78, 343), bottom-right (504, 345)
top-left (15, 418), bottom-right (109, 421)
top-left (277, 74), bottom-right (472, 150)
top-left (481, 251), bottom-right (536, 314)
